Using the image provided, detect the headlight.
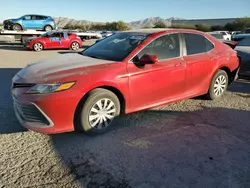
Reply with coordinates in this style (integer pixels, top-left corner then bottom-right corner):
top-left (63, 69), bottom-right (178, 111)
top-left (26, 82), bottom-right (75, 94)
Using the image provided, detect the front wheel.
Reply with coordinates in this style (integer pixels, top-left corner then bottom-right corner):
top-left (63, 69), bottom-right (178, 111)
top-left (33, 42), bottom-right (43, 52)
top-left (13, 24), bottom-right (22, 31)
top-left (77, 88), bottom-right (121, 134)
top-left (206, 70), bottom-right (228, 100)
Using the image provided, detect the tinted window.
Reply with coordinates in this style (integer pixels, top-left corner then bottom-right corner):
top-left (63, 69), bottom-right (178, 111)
top-left (35, 15), bottom-right (47, 20)
top-left (49, 32), bottom-right (62, 37)
top-left (135, 34), bottom-right (180, 61)
top-left (205, 38), bottom-right (214, 51)
top-left (23, 15), bottom-right (31, 20)
top-left (184, 33), bottom-right (214, 55)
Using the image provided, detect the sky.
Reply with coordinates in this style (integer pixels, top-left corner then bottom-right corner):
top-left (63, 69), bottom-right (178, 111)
top-left (0, 0), bottom-right (250, 22)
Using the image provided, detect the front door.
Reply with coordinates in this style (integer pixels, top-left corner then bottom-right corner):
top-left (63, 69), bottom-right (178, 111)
top-left (127, 33), bottom-right (186, 111)
top-left (22, 15), bottom-right (33, 29)
top-left (48, 32), bottom-right (63, 48)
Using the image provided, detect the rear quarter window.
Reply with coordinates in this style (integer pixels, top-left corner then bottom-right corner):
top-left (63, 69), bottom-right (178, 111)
top-left (183, 33), bottom-right (214, 55)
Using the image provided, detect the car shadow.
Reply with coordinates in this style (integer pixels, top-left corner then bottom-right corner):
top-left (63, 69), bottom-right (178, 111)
top-left (0, 67), bottom-right (249, 135)
top-left (0, 68), bottom-right (27, 134)
top-left (0, 45), bottom-right (28, 51)
top-left (50, 106), bottom-right (250, 187)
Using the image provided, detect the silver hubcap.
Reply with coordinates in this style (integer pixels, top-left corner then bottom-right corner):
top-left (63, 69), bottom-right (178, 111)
top-left (72, 42), bottom-right (79, 50)
top-left (34, 43), bottom-right (43, 51)
top-left (214, 75), bottom-right (227, 96)
top-left (14, 25), bottom-right (20, 30)
top-left (88, 98), bottom-right (116, 130)
top-left (45, 26), bottom-right (52, 31)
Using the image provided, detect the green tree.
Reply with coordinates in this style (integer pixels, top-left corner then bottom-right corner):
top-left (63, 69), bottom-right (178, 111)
top-left (143, 25), bottom-right (152, 29)
top-left (210, 25), bottom-right (224, 31)
top-left (195, 24), bottom-right (211, 32)
top-left (105, 21), bottom-right (130, 31)
top-left (171, 24), bottom-right (196, 29)
top-left (154, 22), bottom-right (167, 28)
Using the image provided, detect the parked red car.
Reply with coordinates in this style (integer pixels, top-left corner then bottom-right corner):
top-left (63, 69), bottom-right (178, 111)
top-left (25, 31), bottom-right (82, 51)
top-left (12, 29), bottom-right (240, 134)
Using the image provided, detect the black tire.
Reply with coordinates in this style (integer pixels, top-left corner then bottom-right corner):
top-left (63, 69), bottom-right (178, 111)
top-left (33, 42), bottom-right (44, 52)
top-left (44, 25), bottom-right (53, 31)
top-left (70, 42), bottom-right (80, 50)
top-left (77, 88), bottom-right (121, 135)
top-left (206, 70), bottom-right (229, 100)
top-left (13, 24), bottom-right (22, 31)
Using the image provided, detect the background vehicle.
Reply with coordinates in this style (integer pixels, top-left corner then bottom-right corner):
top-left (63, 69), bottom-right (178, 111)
top-left (207, 32), bottom-right (237, 49)
top-left (100, 31), bottom-right (113, 37)
top-left (25, 31), bottom-right (82, 51)
top-left (243, 28), bottom-right (250, 34)
top-left (216, 31), bottom-right (232, 40)
top-left (3, 14), bottom-right (56, 31)
top-left (12, 29), bottom-right (240, 135)
top-left (234, 35), bottom-right (250, 76)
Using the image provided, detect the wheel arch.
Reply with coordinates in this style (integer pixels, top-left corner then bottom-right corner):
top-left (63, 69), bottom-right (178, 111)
top-left (218, 66), bottom-right (234, 84)
top-left (12, 23), bottom-right (23, 30)
top-left (73, 85), bottom-right (126, 130)
top-left (43, 24), bottom-right (53, 30)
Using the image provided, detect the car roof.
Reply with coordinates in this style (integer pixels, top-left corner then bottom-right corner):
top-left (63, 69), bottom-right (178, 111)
top-left (121, 28), bottom-right (205, 35)
top-left (24, 14), bottom-right (50, 17)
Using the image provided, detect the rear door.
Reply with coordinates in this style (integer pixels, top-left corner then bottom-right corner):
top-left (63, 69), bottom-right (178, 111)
top-left (32, 15), bottom-right (47, 29)
top-left (182, 33), bottom-right (216, 96)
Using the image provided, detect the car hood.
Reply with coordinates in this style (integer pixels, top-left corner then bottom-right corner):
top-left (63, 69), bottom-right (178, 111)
top-left (15, 53), bottom-right (116, 83)
top-left (6, 18), bottom-right (19, 22)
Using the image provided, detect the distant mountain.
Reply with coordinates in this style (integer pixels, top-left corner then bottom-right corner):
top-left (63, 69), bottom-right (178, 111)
top-left (54, 17), bottom-right (184, 29)
top-left (129, 17), bottom-right (183, 28)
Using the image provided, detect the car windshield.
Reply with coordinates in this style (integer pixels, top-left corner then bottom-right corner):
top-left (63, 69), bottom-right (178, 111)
top-left (81, 32), bottom-right (148, 61)
top-left (41, 31), bottom-right (53, 37)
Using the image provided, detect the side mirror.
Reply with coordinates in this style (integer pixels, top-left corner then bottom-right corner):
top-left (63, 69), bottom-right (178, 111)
top-left (139, 54), bottom-right (159, 64)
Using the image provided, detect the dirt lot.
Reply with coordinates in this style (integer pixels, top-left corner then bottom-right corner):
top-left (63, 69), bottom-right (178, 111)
top-left (0, 41), bottom-right (250, 188)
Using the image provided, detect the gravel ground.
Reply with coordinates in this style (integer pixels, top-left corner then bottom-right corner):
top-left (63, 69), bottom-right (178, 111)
top-left (0, 41), bottom-right (250, 188)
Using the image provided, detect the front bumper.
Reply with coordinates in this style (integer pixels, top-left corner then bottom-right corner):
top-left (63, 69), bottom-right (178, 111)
top-left (11, 86), bottom-right (82, 134)
top-left (3, 20), bottom-right (14, 30)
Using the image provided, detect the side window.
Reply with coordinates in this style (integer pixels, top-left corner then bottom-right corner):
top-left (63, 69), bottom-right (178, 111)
top-left (205, 38), bottom-right (214, 51)
top-left (35, 16), bottom-right (45, 20)
top-left (135, 34), bottom-right (180, 61)
top-left (31, 15), bottom-right (37, 20)
top-left (184, 33), bottom-right (213, 55)
top-left (23, 15), bottom-right (31, 20)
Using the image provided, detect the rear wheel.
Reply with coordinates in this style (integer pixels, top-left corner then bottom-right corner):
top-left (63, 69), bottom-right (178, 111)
top-left (206, 70), bottom-right (228, 100)
top-left (44, 25), bottom-right (53, 31)
top-left (77, 88), bottom-right (121, 134)
top-left (33, 42), bottom-right (43, 52)
top-left (70, 42), bottom-right (80, 50)
top-left (13, 24), bottom-right (22, 31)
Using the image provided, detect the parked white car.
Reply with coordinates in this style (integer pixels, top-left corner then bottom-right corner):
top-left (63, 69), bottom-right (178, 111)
top-left (216, 31), bottom-right (232, 40)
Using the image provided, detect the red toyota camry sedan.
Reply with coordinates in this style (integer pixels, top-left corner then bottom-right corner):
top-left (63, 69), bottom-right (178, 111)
top-left (12, 28), bottom-right (240, 134)
top-left (25, 31), bottom-right (82, 51)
